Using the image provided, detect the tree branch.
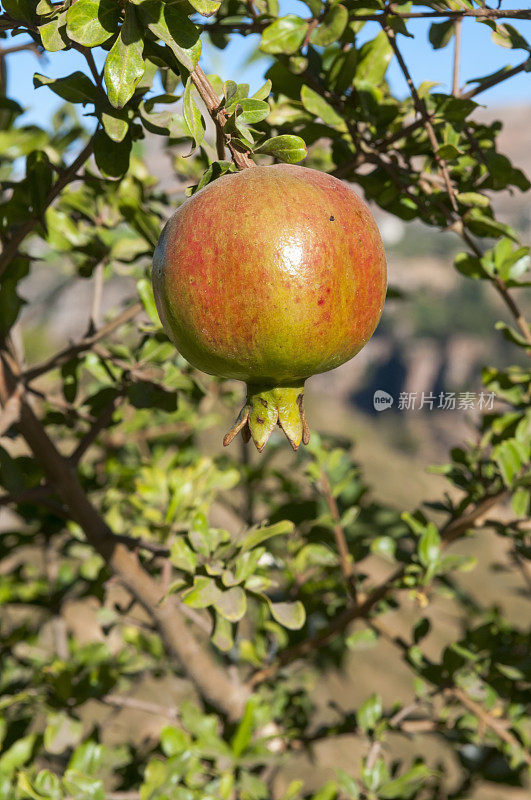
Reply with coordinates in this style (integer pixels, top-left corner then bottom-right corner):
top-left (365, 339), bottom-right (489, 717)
top-left (22, 302), bottom-right (142, 383)
top-left (190, 65), bottom-right (254, 170)
top-left (101, 694), bottom-right (181, 721)
top-left (445, 687), bottom-right (530, 765)
top-left (0, 353), bottom-right (250, 720)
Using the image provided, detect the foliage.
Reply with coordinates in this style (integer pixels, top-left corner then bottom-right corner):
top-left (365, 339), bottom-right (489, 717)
top-left (0, 2), bottom-right (530, 799)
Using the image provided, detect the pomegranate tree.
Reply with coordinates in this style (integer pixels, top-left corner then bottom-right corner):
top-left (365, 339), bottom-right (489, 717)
top-left (152, 164), bottom-right (387, 451)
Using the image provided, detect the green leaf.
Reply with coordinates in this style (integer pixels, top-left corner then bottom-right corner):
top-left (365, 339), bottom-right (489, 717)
top-left (212, 613), bottom-right (234, 652)
top-left (356, 693), bottom-right (382, 733)
top-left (44, 713), bottom-right (83, 755)
top-left (456, 192), bottom-right (490, 208)
top-left (511, 487), bottom-right (529, 517)
top-left (160, 726), bottom-right (189, 757)
top-left (182, 576), bottom-right (221, 608)
top-left (183, 76), bottom-right (205, 150)
top-left (39, 15), bottom-right (68, 51)
top-left (260, 15), bottom-right (309, 55)
top-left (17, 771), bottom-right (61, 800)
top-left (379, 764), bottom-right (432, 799)
top-left (137, 278), bottom-right (160, 325)
top-left (237, 98), bottom-right (270, 124)
top-left (101, 110), bottom-right (129, 143)
top-left (268, 600), bottom-right (306, 630)
top-left (34, 72), bottom-right (99, 105)
top-left (256, 134), bottom-right (307, 163)
top-left (2, 0), bottom-right (35, 25)
top-left (336, 769), bottom-right (359, 799)
top-left (355, 31), bottom-right (393, 87)
top-left (137, 1), bottom-right (202, 72)
top-left (494, 440), bottom-right (522, 486)
top-left (370, 536), bottom-right (396, 561)
top-left (252, 79), bottom-right (272, 101)
top-left (62, 771), bottom-right (104, 800)
top-left (346, 628), bottom-right (378, 650)
top-left (170, 538), bottom-right (198, 574)
top-left (311, 4), bottom-right (348, 47)
top-left (93, 129), bottom-right (132, 177)
top-left (26, 150), bottom-right (53, 216)
top-left (429, 20), bottom-right (455, 50)
top-left (0, 735), bottom-right (36, 776)
top-left (491, 23), bottom-right (529, 51)
top-left (231, 697), bottom-right (257, 757)
top-left (418, 524), bottom-right (441, 570)
top-left (214, 586), bottom-right (247, 622)
top-left (437, 143), bottom-right (462, 160)
top-left (240, 520), bottom-right (294, 553)
top-left (187, 0), bottom-right (221, 17)
top-left (301, 85), bottom-right (345, 127)
top-left (66, 0), bottom-right (120, 47)
top-left (454, 251), bottom-right (485, 280)
top-left (104, 5), bottom-right (145, 109)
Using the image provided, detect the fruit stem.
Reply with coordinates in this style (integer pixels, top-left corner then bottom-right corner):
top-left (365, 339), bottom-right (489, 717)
top-left (223, 382), bottom-right (310, 452)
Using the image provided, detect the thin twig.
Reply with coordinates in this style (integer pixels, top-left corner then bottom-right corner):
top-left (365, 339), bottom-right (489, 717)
top-left (0, 387), bottom-right (21, 436)
top-left (445, 687), bottom-right (531, 766)
top-left (320, 472), bottom-right (356, 599)
top-left (0, 41), bottom-right (42, 56)
top-left (460, 56), bottom-right (531, 100)
top-left (190, 65), bottom-right (254, 170)
top-left (452, 18), bottom-right (462, 96)
top-left (69, 395), bottom-right (123, 464)
top-left (101, 694), bottom-right (181, 721)
top-left (89, 262), bottom-right (105, 331)
top-left (22, 302), bottom-right (142, 383)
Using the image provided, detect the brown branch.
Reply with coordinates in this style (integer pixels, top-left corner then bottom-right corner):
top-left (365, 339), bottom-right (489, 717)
top-left (382, 23), bottom-right (459, 213)
top-left (0, 136), bottom-right (95, 281)
top-left (89, 262), bottom-right (105, 331)
top-left (190, 65), bottom-right (254, 170)
top-left (101, 693), bottom-right (180, 721)
top-left (0, 354), bottom-right (250, 720)
top-left (0, 386), bottom-right (21, 436)
top-left (22, 301), bottom-right (142, 383)
top-left (446, 688), bottom-right (530, 764)
top-left (460, 56), bottom-right (531, 100)
top-left (69, 394), bottom-right (123, 464)
top-left (0, 485), bottom-right (52, 507)
top-left (202, 8), bottom-right (531, 36)
top-left (0, 41), bottom-right (41, 56)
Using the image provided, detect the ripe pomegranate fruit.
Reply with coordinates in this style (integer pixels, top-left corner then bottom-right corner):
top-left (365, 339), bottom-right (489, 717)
top-left (152, 164), bottom-right (386, 451)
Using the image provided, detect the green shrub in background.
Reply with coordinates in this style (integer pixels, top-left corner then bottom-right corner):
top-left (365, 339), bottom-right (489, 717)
top-left (0, 1), bottom-right (530, 799)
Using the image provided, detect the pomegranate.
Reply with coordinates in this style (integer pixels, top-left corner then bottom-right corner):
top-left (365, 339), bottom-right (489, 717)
top-left (152, 164), bottom-right (387, 451)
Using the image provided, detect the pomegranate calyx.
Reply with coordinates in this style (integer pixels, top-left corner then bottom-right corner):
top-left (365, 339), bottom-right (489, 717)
top-left (223, 384), bottom-right (310, 452)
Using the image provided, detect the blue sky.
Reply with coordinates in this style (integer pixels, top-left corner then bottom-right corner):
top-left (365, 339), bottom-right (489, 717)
top-left (6, 1), bottom-right (531, 127)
